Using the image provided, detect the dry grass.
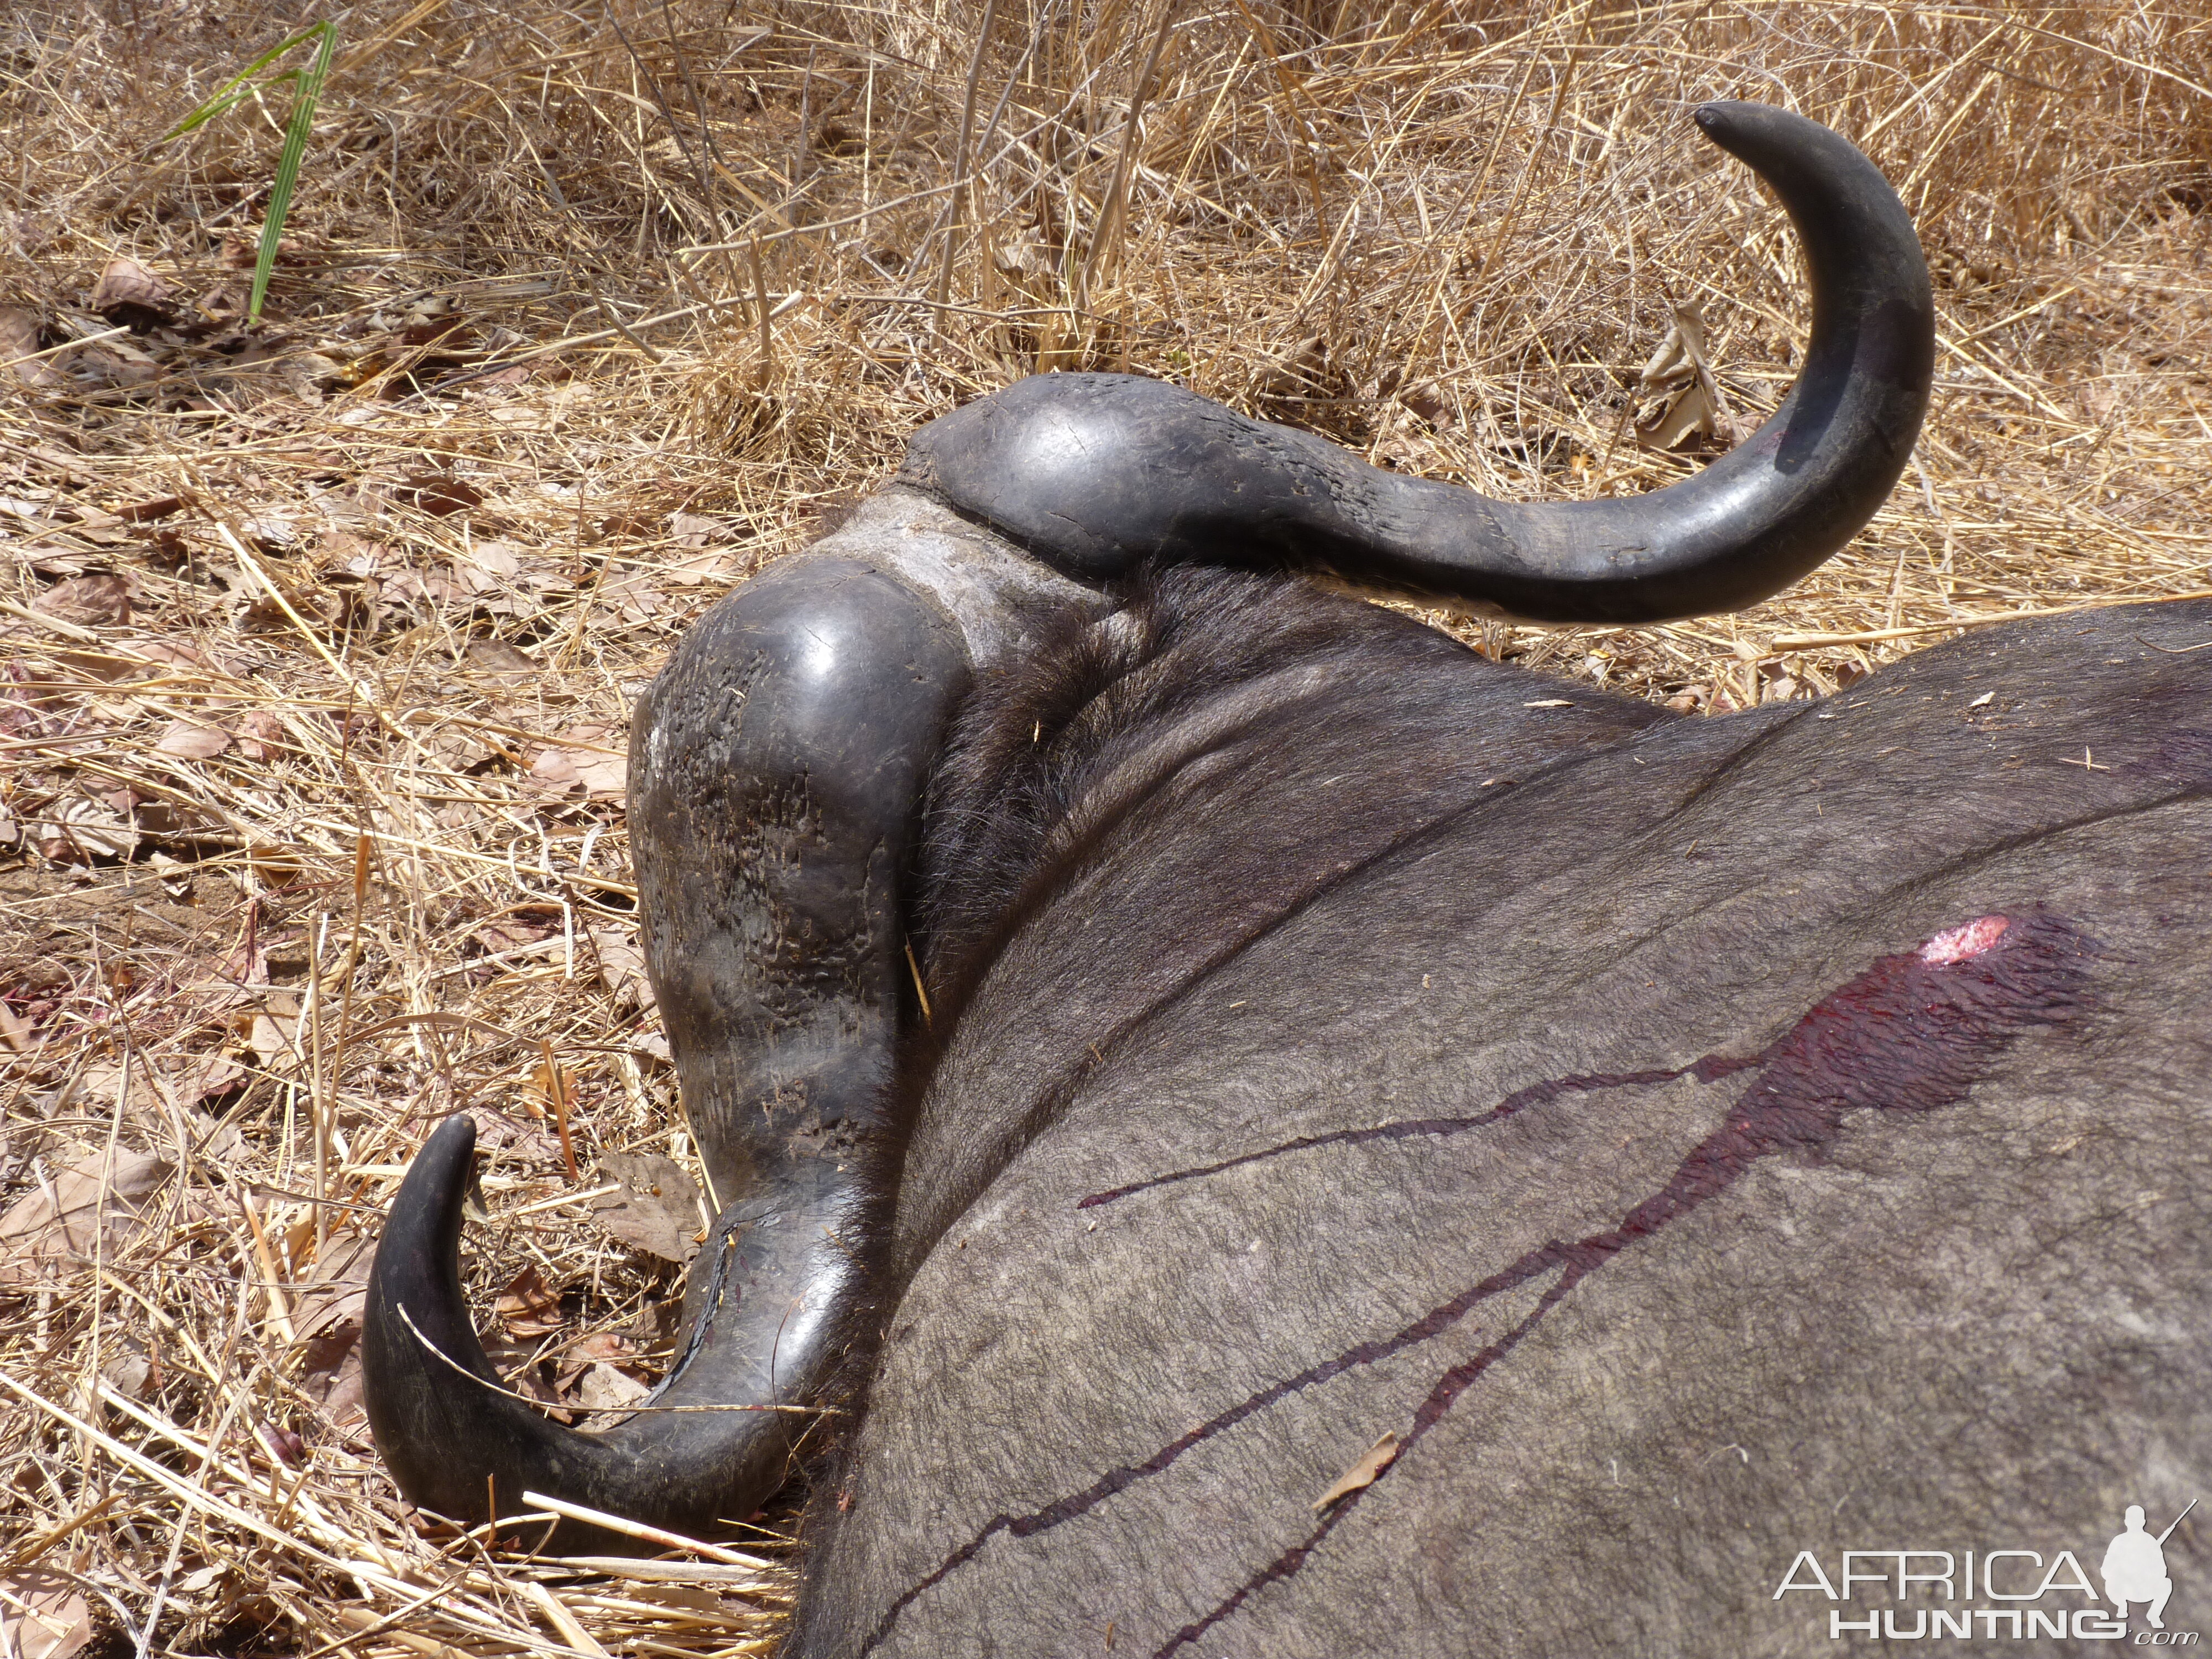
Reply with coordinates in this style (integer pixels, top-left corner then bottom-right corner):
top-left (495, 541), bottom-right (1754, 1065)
top-left (2, 1), bottom-right (2208, 1653)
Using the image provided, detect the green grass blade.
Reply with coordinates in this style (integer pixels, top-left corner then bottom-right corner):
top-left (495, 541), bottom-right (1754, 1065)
top-left (160, 25), bottom-right (328, 141)
top-left (248, 22), bottom-right (338, 321)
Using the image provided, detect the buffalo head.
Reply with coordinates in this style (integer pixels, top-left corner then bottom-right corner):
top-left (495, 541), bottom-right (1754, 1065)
top-left (363, 100), bottom-right (2040, 1566)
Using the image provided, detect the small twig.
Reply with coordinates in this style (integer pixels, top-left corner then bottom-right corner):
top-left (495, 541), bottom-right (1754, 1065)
top-left (933, 0), bottom-right (1000, 312)
top-left (520, 1490), bottom-right (772, 1568)
top-left (1074, 1), bottom-right (1177, 315)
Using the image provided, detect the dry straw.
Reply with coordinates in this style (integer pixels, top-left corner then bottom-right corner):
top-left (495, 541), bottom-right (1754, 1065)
top-left (3, 1), bottom-right (2208, 1653)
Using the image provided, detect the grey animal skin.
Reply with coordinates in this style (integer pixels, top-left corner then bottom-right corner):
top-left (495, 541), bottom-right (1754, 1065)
top-left (361, 100), bottom-right (2210, 1658)
top-left (794, 567), bottom-right (2211, 1657)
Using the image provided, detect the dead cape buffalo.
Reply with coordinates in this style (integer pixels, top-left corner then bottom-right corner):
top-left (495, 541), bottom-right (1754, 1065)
top-left (364, 102), bottom-right (2212, 1654)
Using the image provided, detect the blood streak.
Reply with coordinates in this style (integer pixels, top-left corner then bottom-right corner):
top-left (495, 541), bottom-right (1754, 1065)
top-left (1154, 909), bottom-right (2091, 1654)
top-left (863, 911), bottom-right (2094, 1657)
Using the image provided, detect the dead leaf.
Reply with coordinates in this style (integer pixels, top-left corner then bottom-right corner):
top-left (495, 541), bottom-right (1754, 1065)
top-left (103, 1337), bottom-right (155, 1400)
top-left (592, 1152), bottom-right (703, 1264)
top-left (461, 638), bottom-right (537, 678)
top-left (247, 1001), bottom-right (300, 1073)
top-left (156, 717), bottom-right (232, 759)
top-left (529, 724), bottom-right (627, 797)
top-left (0, 306), bottom-right (63, 389)
top-left (241, 515), bottom-right (301, 554)
top-left (527, 749), bottom-right (581, 790)
top-left (0, 1145), bottom-right (174, 1286)
top-left (575, 1361), bottom-right (650, 1418)
top-left (666, 512), bottom-right (728, 548)
top-left (469, 917), bottom-right (554, 959)
top-left (35, 573), bottom-right (134, 627)
top-left (257, 1422), bottom-right (306, 1465)
top-left (290, 1229), bottom-right (375, 1342)
top-left (512, 1365), bottom-right (573, 1423)
top-left (1635, 301), bottom-right (1733, 451)
top-left (294, 1239), bottom-right (376, 1433)
top-left (564, 1330), bottom-right (637, 1366)
top-left (33, 795), bottom-right (138, 863)
top-left (496, 1262), bottom-right (567, 1337)
top-left (0, 1569), bottom-right (96, 1659)
top-left (299, 1321), bottom-right (366, 1430)
top-left (1398, 380), bottom-right (1454, 427)
top-left (236, 709), bottom-right (289, 760)
top-left (588, 927), bottom-right (654, 1010)
top-left (77, 345), bottom-right (160, 391)
top-left (394, 472), bottom-right (484, 518)
top-left (1312, 1430), bottom-right (1400, 1512)
top-left (664, 546), bottom-right (740, 585)
top-left (1636, 379), bottom-right (1719, 452)
top-left (593, 572), bottom-right (665, 625)
top-left (90, 256), bottom-right (175, 329)
top-left (457, 540), bottom-right (521, 587)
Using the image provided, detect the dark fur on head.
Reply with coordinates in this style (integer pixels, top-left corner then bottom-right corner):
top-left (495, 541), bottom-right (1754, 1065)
top-left (798, 562), bottom-right (1666, 1538)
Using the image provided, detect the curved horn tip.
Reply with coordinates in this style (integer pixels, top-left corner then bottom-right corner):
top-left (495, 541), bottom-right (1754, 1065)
top-left (415, 1108), bottom-right (478, 1185)
top-left (1689, 98), bottom-right (1799, 143)
top-left (364, 1109), bottom-right (825, 1546)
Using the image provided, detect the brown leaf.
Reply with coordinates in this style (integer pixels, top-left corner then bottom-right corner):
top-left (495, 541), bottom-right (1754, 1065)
top-left (0, 306), bottom-right (62, 389)
top-left (242, 515), bottom-right (301, 554)
top-left (103, 1338), bottom-right (155, 1400)
top-left (291, 1229), bottom-right (376, 1341)
top-left (0, 1146), bottom-right (173, 1287)
top-left (0, 1570), bottom-right (96, 1659)
top-left (33, 795), bottom-right (138, 863)
top-left (1312, 1430), bottom-right (1400, 1512)
top-left (395, 472), bottom-right (484, 518)
top-left (470, 917), bottom-right (554, 959)
top-left (294, 1233), bottom-right (375, 1431)
top-left (593, 572), bottom-right (665, 624)
top-left (77, 346), bottom-right (160, 390)
top-left (564, 1331), bottom-right (637, 1365)
top-left (248, 1006), bottom-right (300, 1072)
top-left (299, 1325), bottom-right (366, 1430)
top-left (90, 256), bottom-right (176, 330)
top-left (589, 927), bottom-right (654, 1011)
top-left (512, 1364), bottom-right (573, 1423)
top-left (1636, 379), bottom-right (1718, 452)
top-left (236, 708), bottom-right (289, 760)
top-left (592, 1152), bottom-right (703, 1264)
top-left (574, 1361), bottom-right (650, 1419)
top-left (496, 1262), bottom-right (567, 1337)
top-left (128, 638), bottom-right (221, 674)
top-left (461, 638), bottom-right (537, 679)
top-left (529, 724), bottom-right (627, 798)
top-left (35, 573), bottom-right (134, 627)
top-left (665, 546), bottom-right (740, 586)
top-left (527, 748), bottom-right (580, 790)
top-left (456, 540), bottom-right (521, 587)
top-left (667, 512), bottom-right (727, 548)
top-left (1398, 380), bottom-right (1454, 427)
top-left (156, 717), bottom-right (232, 759)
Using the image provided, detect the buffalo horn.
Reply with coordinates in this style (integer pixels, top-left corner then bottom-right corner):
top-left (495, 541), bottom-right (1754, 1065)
top-left (900, 101), bottom-right (1934, 624)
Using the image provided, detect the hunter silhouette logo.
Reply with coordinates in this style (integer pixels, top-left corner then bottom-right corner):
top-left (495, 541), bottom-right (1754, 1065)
top-left (1773, 1497), bottom-right (2200, 1642)
top-left (2106, 1502), bottom-right (2194, 1631)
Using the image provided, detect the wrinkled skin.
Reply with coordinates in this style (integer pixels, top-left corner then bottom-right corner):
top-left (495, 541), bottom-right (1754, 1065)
top-left (790, 570), bottom-right (2212, 1657)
